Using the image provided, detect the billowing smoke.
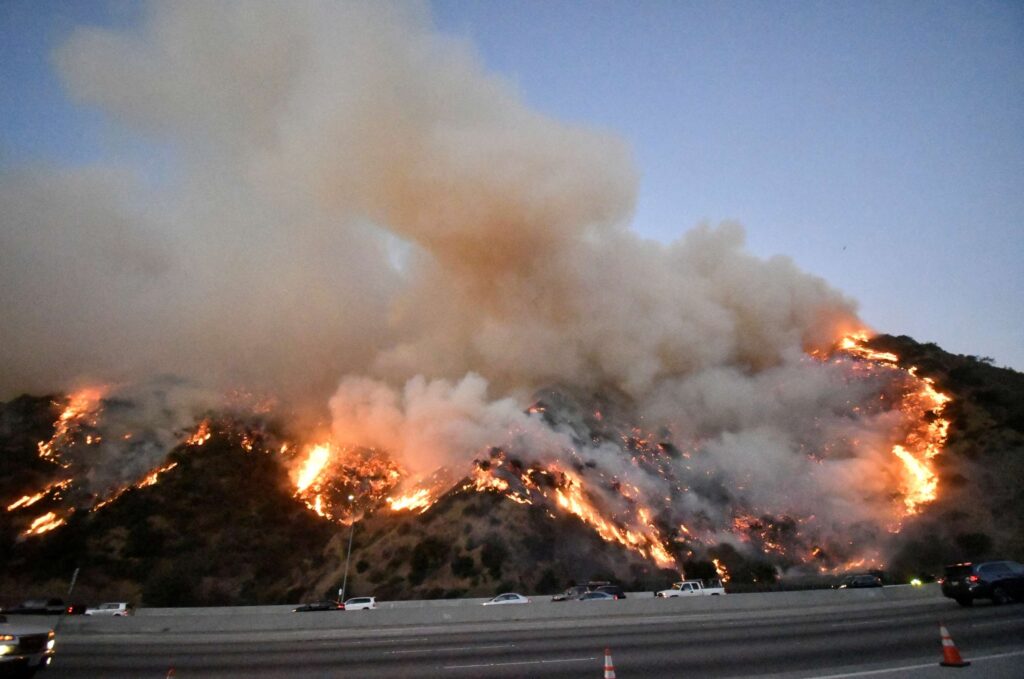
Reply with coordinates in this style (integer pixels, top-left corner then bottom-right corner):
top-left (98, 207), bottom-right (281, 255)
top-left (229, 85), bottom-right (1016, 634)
top-left (4, 2), bottom-right (930, 569)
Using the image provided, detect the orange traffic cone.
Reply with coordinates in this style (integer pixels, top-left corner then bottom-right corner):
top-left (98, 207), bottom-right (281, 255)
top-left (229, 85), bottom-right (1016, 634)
top-left (603, 647), bottom-right (616, 678)
top-left (939, 623), bottom-right (970, 667)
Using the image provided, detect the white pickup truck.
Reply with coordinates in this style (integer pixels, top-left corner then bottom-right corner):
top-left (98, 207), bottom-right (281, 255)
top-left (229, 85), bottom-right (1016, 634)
top-left (656, 579), bottom-right (726, 597)
top-left (0, 614), bottom-right (56, 676)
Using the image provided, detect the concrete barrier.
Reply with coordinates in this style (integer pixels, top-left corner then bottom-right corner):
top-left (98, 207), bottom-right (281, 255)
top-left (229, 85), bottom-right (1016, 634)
top-left (56, 584), bottom-right (943, 637)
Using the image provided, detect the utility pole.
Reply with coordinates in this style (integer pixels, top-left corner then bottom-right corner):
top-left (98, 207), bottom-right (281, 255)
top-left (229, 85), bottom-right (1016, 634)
top-left (339, 495), bottom-right (356, 602)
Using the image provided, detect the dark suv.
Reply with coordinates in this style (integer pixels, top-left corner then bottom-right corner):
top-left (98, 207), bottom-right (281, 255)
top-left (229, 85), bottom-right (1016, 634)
top-left (594, 585), bottom-right (627, 599)
top-left (941, 561), bottom-right (1024, 606)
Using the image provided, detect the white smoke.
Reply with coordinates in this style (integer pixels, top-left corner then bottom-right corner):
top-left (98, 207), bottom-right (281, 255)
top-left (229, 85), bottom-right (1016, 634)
top-left (3, 1), bottom-right (921, 566)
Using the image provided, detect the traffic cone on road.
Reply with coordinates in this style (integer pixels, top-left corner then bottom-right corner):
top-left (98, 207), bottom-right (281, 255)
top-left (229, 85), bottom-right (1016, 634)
top-left (939, 623), bottom-right (970, 667)
top-left (603, 647), bottom-right (616, 678)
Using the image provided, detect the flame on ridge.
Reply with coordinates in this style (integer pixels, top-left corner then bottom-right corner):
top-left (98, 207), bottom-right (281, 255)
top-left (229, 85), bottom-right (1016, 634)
top-left (36, 387), bottom-right (106, 465)
top-left (834, 332), bottom-right (951, 516)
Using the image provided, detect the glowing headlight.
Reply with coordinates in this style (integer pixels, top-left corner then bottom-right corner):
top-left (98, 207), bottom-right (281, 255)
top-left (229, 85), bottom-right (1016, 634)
top-left (0, 635), bottom-right (15, 641)
top-left (0, 643), bottom-right (15, 656)
top-left (910, 578), bottom-right (923, 587)
top-left (46, 639), bottom-right (56, 650)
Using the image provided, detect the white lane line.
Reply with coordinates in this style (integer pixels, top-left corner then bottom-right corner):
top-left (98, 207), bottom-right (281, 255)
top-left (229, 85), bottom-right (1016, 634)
top-left (390, 643), bottom-right (514, 654)
top-left (828, 620), bottom-right (891, 627)
top-left (970, 619), bottom-right (1022, 628)
top-left (445, 656), bottom-right (596, 669)
top-left (800, 649), bottom-right (1024, 678)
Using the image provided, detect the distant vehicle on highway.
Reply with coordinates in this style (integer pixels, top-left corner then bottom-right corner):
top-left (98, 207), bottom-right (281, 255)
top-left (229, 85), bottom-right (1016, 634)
top-left (293, 600), bottom-right (344, 612)
top-left (84, 602), bottom-right (132, 616)
top-left (343, 597), bottom-right (376, 611)
top-left (656, 580), bottom-right (726, 597)
top-left (578, 591), bottom-right (616, 601)
top-left (1, 599), bottom-right (67, 615)
top-left (837, 574), bottom-right (883, 589)
top-left (0, 613), bottom-right (56, 676)
top-left (482, 593), bottom-right (530, 606)
top-left (551, 586), bottom-right (589, 601)
top-left (941, 560), bottom-right (1024, 606)
top-left (594, 585), bottom-right (627, 599)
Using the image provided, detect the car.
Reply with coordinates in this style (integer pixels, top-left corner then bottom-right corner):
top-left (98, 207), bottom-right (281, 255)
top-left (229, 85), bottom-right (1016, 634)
top-left (594, 585), bottom-right (627, 599)
top-left (84, 602), bottom-right (131, 617)
top-left (941, 560), bottom-right (1024, 607)
top-left (1, 599), bottom-right (66, 615)
top-left (551, 585), bottom-right (589, 602)
top-left (837, 574), bottom-right (883, 589)
top-left (293, 600), bottom-right (344, 612)
top-left (578, 591), bottom-right (616, 601)
top-left (481, 593), bottom-right (530, 606)
top-left (343, 597), bottom-right (376, 611)
top-left (0, 613), bottom-right (56, 677)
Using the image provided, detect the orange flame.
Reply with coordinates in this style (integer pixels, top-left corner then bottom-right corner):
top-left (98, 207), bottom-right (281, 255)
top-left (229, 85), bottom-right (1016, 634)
top-left (37, 387), bottom-right (106, 465)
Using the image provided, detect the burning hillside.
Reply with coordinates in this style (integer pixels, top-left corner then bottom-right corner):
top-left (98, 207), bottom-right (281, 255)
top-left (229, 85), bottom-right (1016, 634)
top-left (2, 4), bottom-right (1021, 604)
top-left (5, 331), bottom-right (950, 574)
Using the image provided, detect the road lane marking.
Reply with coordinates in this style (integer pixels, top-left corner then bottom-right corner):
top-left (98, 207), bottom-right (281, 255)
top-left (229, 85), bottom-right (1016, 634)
top-left (390, 644), bottom-right (514, 654)
top-left (444, 656), bottom-right (596, 669)
top-left (970, 620), bottom-right (1023, 628)
top-left (828, 620), bottom-right (889, 627)
top-left (800, 649), bottom-right (1024, 678)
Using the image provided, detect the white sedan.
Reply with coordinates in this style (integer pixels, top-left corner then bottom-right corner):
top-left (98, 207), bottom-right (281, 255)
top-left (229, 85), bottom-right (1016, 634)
top-left (482, 593), bottom-right (531, 606)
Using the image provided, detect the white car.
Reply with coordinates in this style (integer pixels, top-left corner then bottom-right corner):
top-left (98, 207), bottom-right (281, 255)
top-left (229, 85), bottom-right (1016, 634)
top-left (84, 602), bottom-right (131, 616)
top-left (482, 593), bottom-right (530, 606)
top-left (343, 597), bottom-right (376, 611)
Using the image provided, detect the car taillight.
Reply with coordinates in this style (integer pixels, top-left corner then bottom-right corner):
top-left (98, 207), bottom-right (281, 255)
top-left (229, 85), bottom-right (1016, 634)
top-left (968, 575), bottom-right (979, 583)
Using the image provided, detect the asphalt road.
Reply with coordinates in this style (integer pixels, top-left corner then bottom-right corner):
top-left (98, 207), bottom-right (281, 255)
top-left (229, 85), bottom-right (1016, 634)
top-left (46, 598), bottom-right (1024, 678)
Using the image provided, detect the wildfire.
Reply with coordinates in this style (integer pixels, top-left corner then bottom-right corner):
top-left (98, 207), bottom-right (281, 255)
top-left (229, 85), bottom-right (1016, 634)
top-left (185, 420), bottom-right (212, 446)
top-left (6, 479), bottom-right (72, 511)
top-left (25, 512), bottom-right (65, 536)
top-left (296, 443), bottom-right (331, 493)
top-left (832, 332), bottom-right (951, 517)
top-left (387, 488), bottom-right (436, 513)
top-left (36, 387), bottom-right (106, 465)
top-left (712, 557), bottom-right (731, 583)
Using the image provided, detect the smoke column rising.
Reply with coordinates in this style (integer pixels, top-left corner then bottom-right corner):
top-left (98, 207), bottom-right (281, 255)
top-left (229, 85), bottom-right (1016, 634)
top-left (2, 1), bottom-right (932, 565)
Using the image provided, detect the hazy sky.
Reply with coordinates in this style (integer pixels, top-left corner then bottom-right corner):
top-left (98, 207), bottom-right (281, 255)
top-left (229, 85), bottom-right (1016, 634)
top-left (3, 0), bottom-right (1022, 370)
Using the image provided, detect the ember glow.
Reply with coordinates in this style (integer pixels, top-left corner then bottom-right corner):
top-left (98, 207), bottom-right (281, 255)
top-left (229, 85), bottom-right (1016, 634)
top-left (36, 387), bottom-right (106, 465)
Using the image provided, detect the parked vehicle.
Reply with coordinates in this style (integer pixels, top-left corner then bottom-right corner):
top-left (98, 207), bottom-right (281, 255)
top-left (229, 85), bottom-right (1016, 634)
top-left (0, 613), bottom-right (56, 676)
top-left (84, 602), bottom-right (131, 617)
top-left (837, 574), bottom-right (883, 589)
top-left (293, 600), bottom-right (344, 612)
top-left (594, 585), bottom-right (627, 599)
top-left (551, 586), bottom-right (589, 602)
top-left (343, 597), bottom-right (376, 611)
top-left (482, 593), bottom-right (530, 606)
top-left (1, 599), bottom-right (66, 615)
top-left (941, 561), bottom-right (1024, 607)
top-left (656, 579), bottom-right (726, 597)
top-left (578, 591), bottom-right (616, 601)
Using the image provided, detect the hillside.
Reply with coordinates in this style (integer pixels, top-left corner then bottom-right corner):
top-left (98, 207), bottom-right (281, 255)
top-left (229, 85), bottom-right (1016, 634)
top-left (1, 334), bottom-right (1022, 606)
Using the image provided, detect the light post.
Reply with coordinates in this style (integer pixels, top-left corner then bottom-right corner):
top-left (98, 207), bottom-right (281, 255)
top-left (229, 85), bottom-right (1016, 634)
top-left (339, 494), bottom-right (356, 603)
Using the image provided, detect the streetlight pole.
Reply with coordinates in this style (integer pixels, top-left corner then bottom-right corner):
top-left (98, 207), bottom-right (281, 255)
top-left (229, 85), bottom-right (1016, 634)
top-left (339, 494), bottom-right (356, 603)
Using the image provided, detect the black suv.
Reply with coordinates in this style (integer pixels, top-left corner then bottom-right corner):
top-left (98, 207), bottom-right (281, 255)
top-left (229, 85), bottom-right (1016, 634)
top-left (594, 585), bottom-right (627, 599)
top-left (941, 561), bottom-right (1024, 606)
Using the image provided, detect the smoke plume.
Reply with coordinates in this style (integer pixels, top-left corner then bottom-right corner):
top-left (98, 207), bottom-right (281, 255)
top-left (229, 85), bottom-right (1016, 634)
top-left (4, 2), bottom-right (936, 568)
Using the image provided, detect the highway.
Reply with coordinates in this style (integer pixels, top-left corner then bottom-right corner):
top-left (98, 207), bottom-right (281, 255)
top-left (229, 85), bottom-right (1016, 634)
top-left (42, 591), bottom-right (1024, 678)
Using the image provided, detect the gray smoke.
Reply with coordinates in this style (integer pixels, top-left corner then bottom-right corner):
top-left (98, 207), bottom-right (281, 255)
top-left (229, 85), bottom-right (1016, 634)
top-left (3, 2), bottom-right (929, 567)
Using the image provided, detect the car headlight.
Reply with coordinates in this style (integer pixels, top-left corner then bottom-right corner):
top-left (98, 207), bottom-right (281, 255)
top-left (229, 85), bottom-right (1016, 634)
top-left (0, 635), bottom-right (14, 642)
top-left (0, 643), bottom-right (16, 656)
top-left (910, 578), bottom-right (923, 586)
top-left (46, 639), bottom-right (56, 650)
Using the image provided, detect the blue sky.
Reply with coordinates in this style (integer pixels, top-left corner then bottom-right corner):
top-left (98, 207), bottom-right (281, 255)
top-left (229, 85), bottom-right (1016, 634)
top-left (3, 0), bottom-right (1022, 369)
